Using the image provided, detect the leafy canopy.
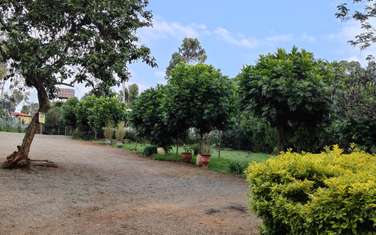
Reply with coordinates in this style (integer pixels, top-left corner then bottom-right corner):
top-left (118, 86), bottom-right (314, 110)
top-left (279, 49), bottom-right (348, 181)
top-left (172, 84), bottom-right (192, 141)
top-left (166, 63), bottom-right (232, 136)
top-left (337, 0), bottom-right (376, 50)
top-left (75, 96), bottom-right (127, 137)
top-left (239, 47), bottom-right (331, 150)
top-left (131, 86), bottom-right (174, 149)
top-left (0, 0), bottom-right (156, 100)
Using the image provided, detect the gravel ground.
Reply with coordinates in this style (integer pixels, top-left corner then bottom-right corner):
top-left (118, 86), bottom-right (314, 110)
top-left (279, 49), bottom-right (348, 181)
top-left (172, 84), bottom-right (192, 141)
top-left (0, 132), bottom-right (261, 235)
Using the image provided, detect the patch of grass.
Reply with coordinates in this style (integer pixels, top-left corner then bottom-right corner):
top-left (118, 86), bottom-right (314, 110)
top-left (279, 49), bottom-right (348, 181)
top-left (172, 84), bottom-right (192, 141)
top-left (119, 142), bottom-right (272, 176)
top-left (123, 142), bottom-right (148, 154)
top-left (211, 149), bottom-right (270, 163)
top-left (208, 149), bottom-right (271, 175)
top-left (208, 158), bottom-right (233, 173)
top-left (154, 153), bottom-right (182, 162)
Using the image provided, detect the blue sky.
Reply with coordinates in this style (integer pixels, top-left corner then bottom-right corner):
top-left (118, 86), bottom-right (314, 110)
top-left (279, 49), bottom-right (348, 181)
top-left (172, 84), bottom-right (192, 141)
top-left (123, 0), bottom-right (374, 93)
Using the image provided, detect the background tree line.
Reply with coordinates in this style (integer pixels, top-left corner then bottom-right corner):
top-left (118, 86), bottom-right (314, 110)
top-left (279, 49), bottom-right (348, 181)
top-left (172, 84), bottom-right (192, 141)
top-left (33, 38), bottom-right (376, 155)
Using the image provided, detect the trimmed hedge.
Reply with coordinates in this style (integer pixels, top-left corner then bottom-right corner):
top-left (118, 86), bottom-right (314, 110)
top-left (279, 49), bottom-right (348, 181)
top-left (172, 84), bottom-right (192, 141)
top-left (247, 145), bottom-right (376, 235)
top-left (143, 145), bottom-right (157, 157)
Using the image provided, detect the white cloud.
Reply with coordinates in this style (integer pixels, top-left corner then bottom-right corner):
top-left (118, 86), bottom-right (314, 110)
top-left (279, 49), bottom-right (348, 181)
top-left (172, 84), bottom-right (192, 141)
top-left (266, 34), bottom-right (293, 44)
top-left (139, 19), bottom-right (201, 43)
top-left (331, 20), bottom-right (376, 65)
top-left (300, 34), bottom-right (316, 43)
top-left (140, 18), bottom-right (260, 49)
top-left (213, 27), bottom-right (259, 49)
top-left (140, 18), bottom-right (334, 51)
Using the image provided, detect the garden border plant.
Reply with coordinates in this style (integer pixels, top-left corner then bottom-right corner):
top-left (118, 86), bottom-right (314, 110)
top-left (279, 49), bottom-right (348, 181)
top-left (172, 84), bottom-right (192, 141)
top-left (247, 145), bottom-right (376, 234)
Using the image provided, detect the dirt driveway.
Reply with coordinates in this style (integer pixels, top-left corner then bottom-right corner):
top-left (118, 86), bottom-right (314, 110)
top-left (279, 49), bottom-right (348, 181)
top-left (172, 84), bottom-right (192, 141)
top-left (0, 132), bottom-right (260, 235)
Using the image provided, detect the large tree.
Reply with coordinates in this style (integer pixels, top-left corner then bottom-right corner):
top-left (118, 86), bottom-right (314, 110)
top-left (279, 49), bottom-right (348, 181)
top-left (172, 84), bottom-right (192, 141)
top-left (337, 0), bottom-right (376, 50)
top-left (239, 48), bottom-right (331, 151)
top-left (131, 86), bottom-right (175, 150)
top-left (0, 64), bottom-right (6, 97)
top-left (328, 60), bottom-right (376, 151)
top-left (166, 63), bottom-right (232, 154)
top-left (165, 38), bottom-right (207, 78)
top-left (0, 1), bottom-right (156, 168)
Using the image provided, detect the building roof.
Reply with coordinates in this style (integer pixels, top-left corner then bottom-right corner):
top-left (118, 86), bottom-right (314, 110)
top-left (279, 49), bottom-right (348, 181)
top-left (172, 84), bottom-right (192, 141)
top-left (57, 88), bottom-right (75, 99)
top-left (11, 112), bottom-right (32, 118)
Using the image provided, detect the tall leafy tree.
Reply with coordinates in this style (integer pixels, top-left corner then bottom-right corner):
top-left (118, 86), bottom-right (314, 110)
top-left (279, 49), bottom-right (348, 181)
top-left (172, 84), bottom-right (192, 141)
top-left (328, 60), bottom-right (376, 151)
top-left (128, 84), bottom-right (139, 104)
top-left (0, 1), bottom-right (156, 168)
top-left (337, 0), bottom-right (376, 50)
top-left (61, 97), bottom-right (79, 129)
top-left (131, 86), bottom-right (174, 150)
top-left (165, 38), bottom-right (207, 78)
top-left (0, 63), bottom-right (6, 98)
top-left (239, 48), bottom-right (331, 151)
top-left (119, 83), bottom-right (139, 104)
top-left (166, 64), bottom-right (232, 154)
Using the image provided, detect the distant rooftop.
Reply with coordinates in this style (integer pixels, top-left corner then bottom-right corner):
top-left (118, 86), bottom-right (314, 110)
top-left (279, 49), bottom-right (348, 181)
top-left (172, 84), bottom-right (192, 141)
top-left (11, 112), bottom-right (31, 117)
top-left (57, 88), bottom-right (75, 99)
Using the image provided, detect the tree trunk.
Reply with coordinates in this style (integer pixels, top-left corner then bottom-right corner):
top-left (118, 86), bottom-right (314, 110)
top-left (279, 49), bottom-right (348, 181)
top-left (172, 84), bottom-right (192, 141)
top-left (277, 126), bottom-right (286, 152)
top-left (2, 80), bottom-right (56, 169)
top-left (218, 131), bottom-right (222, 158)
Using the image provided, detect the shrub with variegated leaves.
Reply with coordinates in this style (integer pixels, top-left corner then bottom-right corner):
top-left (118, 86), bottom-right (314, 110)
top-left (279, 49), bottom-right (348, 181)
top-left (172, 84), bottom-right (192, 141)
top-left (247, 145), bottom-right (376, 235)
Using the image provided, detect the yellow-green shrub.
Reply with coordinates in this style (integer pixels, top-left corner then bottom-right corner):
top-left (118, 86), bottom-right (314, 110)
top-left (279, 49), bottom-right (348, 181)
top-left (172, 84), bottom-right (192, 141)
top-left (246, 145), bottom-right (376, 235)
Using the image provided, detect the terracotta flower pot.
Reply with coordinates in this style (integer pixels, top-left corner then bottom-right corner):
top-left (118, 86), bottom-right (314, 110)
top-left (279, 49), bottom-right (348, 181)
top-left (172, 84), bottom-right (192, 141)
top-left (181, 152), bottom-right (193, 163)
top-left (197, 154), bottom-right (211, 167)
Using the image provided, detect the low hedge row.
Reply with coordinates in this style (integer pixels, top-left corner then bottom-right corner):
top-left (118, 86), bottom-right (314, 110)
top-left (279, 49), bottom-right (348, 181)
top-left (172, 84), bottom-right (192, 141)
top-left (247, 145), bottom-right (376, 234)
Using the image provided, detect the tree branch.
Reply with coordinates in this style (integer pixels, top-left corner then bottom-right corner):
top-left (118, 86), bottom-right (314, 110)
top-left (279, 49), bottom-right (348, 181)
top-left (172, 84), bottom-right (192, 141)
top-left (55, 82), bottom-right (74, 87)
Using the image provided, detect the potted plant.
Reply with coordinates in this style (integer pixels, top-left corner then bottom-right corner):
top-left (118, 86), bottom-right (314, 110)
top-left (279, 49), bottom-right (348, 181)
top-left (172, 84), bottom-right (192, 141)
top-left (103, 121), bottom-right (114, 145)
top-left (197, 134), bottom-right (211, 167)
top-left (115, 121), bottom-right (126, 146)
top-left (181, 145), bottom-right (193, 163)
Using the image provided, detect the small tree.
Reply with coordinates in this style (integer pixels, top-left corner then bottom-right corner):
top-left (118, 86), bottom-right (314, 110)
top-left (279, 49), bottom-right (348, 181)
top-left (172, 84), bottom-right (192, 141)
top-left (0, 0), bottom-right (156, 168)
top-left (119, 83), bottom-right (139, 104)
top-left (44, 103), bottom-right (65, 135)
top-left (61, 97), bottom-right (79, 130)
top-left (239, 48), bottom-right (331, 151)
top-left (76, 96), bottom-right (127, 139)
top-left (166, 64), bottom-right (232, 154)
top-left (128, 84), bottom-right (139, 104)
top-left (131, 86), bottom-right (174, 151)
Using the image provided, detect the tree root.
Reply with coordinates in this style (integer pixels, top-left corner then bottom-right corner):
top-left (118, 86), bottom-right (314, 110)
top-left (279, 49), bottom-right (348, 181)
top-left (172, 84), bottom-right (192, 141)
top-left (2, 146), bottom-right (58, 169)
top-left (30, 160), bottom-right (58, 168)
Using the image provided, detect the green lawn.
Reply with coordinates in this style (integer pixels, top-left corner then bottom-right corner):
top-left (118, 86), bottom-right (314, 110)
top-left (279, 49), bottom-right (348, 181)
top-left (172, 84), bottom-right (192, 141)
top-left (122, 142), bottom-right (148, 154)
top-left (118, 141), bottom-right (271, 176)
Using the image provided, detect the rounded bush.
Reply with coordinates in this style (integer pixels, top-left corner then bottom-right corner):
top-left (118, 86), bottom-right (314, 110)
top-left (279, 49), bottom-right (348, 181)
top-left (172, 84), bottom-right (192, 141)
top-left (143, 145), bottom-right (157, 157)
top-left (246, 145), bottom-right (376, 235)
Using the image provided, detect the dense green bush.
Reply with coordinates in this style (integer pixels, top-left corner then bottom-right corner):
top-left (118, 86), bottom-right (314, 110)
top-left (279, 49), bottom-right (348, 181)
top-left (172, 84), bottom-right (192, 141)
top-left (143, 145), bottom-right (157, 157)
top-left (75, 96), bottom-right (127, 139)
top-left (247, 146), bottom-right (376, 234)
top-left (131, 86), bottom-right (175, 150)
